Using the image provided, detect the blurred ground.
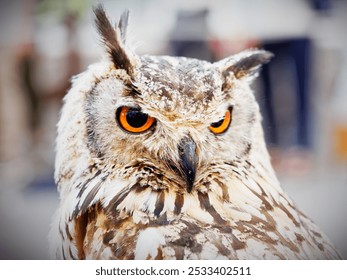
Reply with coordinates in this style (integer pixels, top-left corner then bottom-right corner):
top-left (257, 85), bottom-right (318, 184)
top-left (0, 183), bottom-right (58, 259)
top-left (280, 166), bottom-right (347, 259)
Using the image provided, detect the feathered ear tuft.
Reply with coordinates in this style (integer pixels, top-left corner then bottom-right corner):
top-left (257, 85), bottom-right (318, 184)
top-left (117, 9), bottom-right (129, 44)
top-left (216, 49), bottom-right (273, 90)
top-left (93, 5), bottom-right (133, 76)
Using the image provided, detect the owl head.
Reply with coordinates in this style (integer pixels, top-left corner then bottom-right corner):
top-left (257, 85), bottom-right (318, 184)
top-left (55, 5), bottom-right (272, 195)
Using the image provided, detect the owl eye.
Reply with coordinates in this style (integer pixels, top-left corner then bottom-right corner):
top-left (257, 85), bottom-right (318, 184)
top-left (209, 109), bottom-right (232, 134)
top-left (116, 107), bottom-right (155, 133)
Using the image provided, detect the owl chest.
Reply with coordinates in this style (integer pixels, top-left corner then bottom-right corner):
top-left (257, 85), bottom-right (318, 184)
top-left (79, 188), bottom-right (313, 260)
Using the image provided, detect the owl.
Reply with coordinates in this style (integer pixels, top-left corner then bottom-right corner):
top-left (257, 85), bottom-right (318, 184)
top-left (49, 6), bottom-right (341, 260)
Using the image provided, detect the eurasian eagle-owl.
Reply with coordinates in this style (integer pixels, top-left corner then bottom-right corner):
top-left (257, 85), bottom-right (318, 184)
top-left (49, 6), bottom-right (340, 259)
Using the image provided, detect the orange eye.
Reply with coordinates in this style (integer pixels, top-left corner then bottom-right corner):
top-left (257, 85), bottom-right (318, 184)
top-left (116, 107), bottom-right (155, 133)
top-left (209, 109), bottom-right (232, 134)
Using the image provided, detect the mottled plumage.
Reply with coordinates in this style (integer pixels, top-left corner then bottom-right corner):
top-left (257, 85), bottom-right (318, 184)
top-left (49, 6), bottom-right (341, 260)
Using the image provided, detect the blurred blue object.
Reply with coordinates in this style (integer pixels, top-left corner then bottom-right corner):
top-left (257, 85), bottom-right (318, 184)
top-left (261, 38), bottom-right (311, 148)
top-left (25, 172), bottom-right (55, 193)
top-left (310, 0), bottom-right (333, 12)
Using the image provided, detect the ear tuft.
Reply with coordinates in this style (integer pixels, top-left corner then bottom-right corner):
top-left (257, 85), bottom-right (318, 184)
top-left (117, 9), bottom-right (129, 44)
top-left (225, 50), bottom-right (273, 79)
top-left (93, 5), bottom-right (133, 76)
top-left (216, 49), bottom-right (273, 90)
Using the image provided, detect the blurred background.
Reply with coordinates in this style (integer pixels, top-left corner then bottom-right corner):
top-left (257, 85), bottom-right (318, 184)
top-left (0, 0), bottom-right (346, 259)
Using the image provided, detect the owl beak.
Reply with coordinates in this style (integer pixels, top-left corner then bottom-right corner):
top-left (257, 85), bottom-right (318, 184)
top-left (178, 137), bottom-right (197, 193)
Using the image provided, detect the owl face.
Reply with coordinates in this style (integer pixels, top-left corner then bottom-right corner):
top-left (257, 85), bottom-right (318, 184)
top-left (85, 52), bottom-right (268, 190)
top-left (57, 7), bottom-right (272, 195)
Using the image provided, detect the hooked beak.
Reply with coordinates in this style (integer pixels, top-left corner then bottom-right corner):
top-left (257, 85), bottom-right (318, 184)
top-left (178, 136), bottom-right (197, 193)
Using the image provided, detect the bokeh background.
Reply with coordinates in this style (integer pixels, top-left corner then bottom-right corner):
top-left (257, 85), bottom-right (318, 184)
top-left (0, 0), bottom-right (346, 259)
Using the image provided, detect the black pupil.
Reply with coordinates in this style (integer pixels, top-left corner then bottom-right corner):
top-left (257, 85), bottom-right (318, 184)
top-left (210, 118), bottom-right (224, 128)
top-left (126, 110), bottom-right (148, 128)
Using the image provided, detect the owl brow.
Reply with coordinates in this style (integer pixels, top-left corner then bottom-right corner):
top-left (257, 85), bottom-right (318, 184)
top-left (123, 83), bottom-right (141, 97)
